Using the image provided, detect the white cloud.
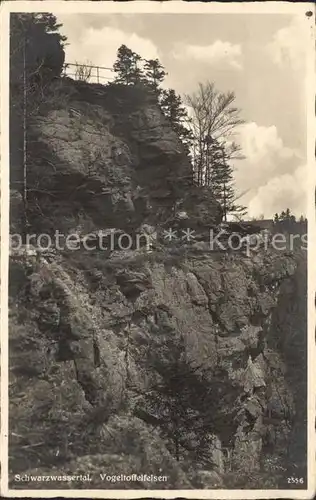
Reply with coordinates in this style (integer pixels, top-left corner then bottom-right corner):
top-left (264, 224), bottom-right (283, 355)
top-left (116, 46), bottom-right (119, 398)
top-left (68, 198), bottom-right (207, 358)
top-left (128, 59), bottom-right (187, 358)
top-left (60, 22), bottom-right (160, 81)
top-left (172, 40), bottom-right (243, 69)
top-left (234, 122), bottom-right (305, 217)
top-left (266, 17), bottom-right (309, 70)
top-left (235, 122), bottom-right (300, 192)
top-left (247, 164), bottom-right (308, 218)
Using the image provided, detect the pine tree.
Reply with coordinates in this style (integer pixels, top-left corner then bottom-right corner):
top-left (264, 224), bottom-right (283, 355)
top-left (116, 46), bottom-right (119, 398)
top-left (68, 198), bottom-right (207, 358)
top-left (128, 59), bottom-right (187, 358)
top-left (11, 14), bottom-right (66, 85)
top-left (274, 209), bottom-right (297, 233)
top-left (277, 209), bottom-right (295, 223)
top-left (279, 210), bottom-right (286, 220)
top-left (143, 58), bottom-right (167, 96)
top-left (137, 330), bottom-right (215, 465)
top-left (113, 45), bottom-right (144, 85)
top-left (160, 89), bottom-right (193, 154)
top-left (112, 48), bottom-right (193, 159)
top-left (205, 139), bottom-right (246, 220)
top-left (202, 136), bottom-right (221, 187)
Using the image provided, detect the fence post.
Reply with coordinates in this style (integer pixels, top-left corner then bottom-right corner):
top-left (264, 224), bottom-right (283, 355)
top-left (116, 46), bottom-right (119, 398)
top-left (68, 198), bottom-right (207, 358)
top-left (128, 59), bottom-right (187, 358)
top-left (97, 66), bottom-right (99, 84)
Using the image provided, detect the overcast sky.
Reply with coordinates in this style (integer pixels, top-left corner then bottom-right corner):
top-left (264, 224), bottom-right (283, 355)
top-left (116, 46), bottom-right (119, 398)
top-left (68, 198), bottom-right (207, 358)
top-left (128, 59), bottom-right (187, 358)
top-left (56, 12), bottom-right (310, 219)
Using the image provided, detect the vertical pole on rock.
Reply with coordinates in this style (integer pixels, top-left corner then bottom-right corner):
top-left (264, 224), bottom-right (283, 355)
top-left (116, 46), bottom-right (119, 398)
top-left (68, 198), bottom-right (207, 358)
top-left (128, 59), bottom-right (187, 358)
top-left (97, 65), bottom-right (99, 84)
top-left (22, 33), bottom-right (29, 241)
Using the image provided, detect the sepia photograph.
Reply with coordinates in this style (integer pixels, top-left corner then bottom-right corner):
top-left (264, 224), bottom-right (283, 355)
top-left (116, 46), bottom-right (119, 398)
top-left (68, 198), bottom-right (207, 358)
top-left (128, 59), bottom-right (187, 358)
top-left (1, 1), bottom-right (315, 498)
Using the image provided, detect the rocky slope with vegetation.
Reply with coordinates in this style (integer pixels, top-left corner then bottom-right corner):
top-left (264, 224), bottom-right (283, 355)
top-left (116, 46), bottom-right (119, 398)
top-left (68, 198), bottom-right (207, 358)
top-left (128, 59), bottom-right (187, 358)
top-left (11, 78), bottom-right (220, 236)
top-left (9, 76), bottom-right (307, 490)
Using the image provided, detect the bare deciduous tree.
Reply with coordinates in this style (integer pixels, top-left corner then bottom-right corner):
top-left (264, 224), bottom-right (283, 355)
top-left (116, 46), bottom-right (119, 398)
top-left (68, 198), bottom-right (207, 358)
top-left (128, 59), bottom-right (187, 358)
top-left (74, 61), bottom-right (93, 82)
top-left (185, 82), bottom-right (245, 185)
top-left (186, 82), bottom-right (244, 139)
top-left (185, 82), bottom-right (246, 219)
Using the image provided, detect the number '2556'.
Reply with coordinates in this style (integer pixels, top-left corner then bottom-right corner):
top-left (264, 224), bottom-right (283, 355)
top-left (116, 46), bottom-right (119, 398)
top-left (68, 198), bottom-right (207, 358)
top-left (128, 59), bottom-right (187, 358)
top-left (287, 477), bottom-right (304, 484)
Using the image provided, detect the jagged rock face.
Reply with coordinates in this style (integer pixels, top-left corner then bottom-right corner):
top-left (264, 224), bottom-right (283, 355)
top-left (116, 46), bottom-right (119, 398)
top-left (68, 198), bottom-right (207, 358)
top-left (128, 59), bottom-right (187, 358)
top-left (9, 243), bottom-right (305, 487)
top-left (9, 78), bottom-right (306, 488)
top-left (17, 80), bottom-right (220, 235)
top-left (265, 252), bottom-right (307, 479)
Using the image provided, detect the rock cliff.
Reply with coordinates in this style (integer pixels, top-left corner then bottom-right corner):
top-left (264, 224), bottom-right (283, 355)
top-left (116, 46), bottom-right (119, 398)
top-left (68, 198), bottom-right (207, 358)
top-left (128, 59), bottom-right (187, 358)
top-left (11, 79), bottom-right (220, 236)
top-left (9, 79), bottom-right (307, 490)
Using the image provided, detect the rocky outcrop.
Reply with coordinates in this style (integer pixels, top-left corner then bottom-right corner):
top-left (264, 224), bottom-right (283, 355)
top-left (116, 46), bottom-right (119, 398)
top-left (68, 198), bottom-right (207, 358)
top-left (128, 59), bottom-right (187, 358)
top-left (9, 241), bottom-right (305, 488)
top-left (8, 77), bottom-right (307, 489)
top-left (17, 80), bottom-right (220, 236)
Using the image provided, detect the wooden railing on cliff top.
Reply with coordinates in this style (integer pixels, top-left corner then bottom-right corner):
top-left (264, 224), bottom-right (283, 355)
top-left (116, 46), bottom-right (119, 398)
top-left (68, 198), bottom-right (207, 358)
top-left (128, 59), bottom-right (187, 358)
top-left (62, 62), bottom-right (115, 84)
